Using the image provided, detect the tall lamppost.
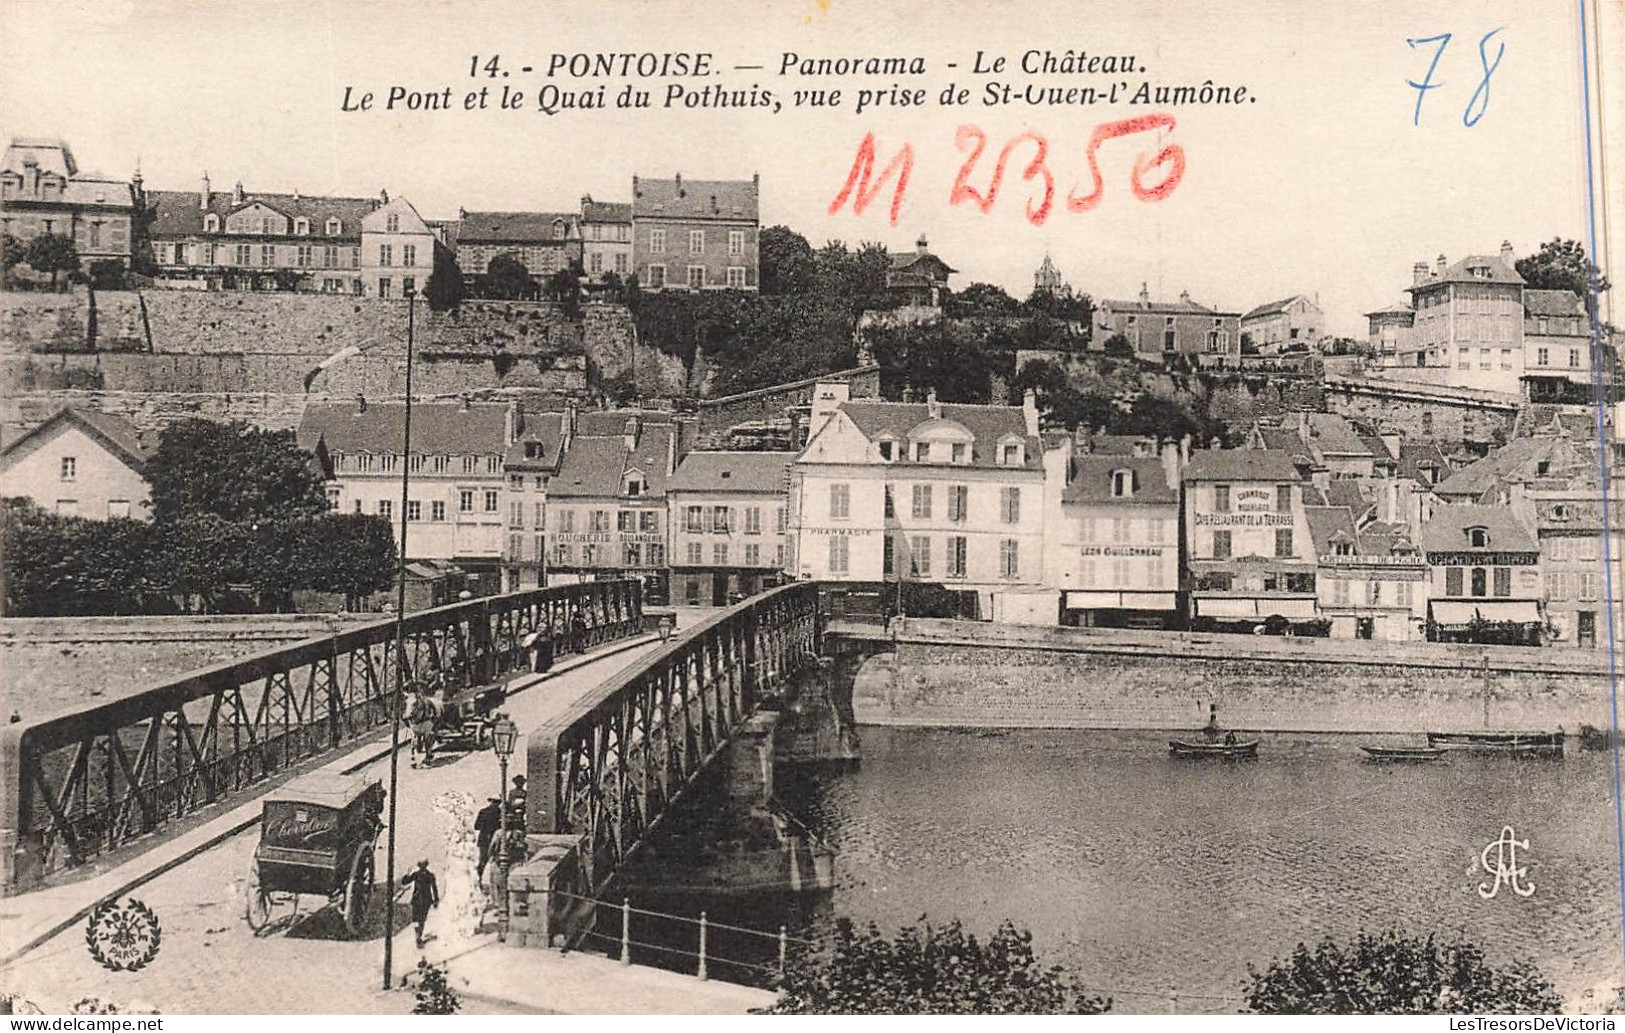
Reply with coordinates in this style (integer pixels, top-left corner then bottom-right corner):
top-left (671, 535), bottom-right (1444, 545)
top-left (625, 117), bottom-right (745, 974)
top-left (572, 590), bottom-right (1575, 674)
top-left (490, 713), bottom-right (519, 942)
top-left (382, 286), bottom-right (417, 990)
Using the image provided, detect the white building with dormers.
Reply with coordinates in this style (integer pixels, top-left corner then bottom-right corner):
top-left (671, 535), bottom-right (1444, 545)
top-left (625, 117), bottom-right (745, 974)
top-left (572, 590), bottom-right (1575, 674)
top-left (789, 382), bottom-right (1047, 614)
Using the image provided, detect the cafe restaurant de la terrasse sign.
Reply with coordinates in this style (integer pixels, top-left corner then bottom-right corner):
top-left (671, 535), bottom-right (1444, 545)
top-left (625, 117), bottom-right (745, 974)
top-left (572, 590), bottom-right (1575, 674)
top-left (1192, 488), bottom-right (1294, 528)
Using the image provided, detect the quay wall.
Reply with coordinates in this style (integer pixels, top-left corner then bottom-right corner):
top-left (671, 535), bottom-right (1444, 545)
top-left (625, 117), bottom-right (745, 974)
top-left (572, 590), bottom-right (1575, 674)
top-left (0, 613), bottom-right (374, 721)
top-left (843, 619), bottom-right (1612, 734)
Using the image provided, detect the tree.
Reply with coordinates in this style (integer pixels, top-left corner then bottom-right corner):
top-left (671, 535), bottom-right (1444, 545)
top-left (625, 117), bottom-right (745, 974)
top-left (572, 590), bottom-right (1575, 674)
top-left (1, 499), bottom-right (164, 616)
top-left (145, 419), bottom-right (328, 525)
top-left (424, 245), bottom-right (466, 313)
top-left (759, 225), bottom-right (817, 296)
top-left (951, 282), bottom-right (1020, 318)
top-left (484, 253), bottom-right (534, 300)
top-left (763, 917), bottom-right (1111, 1015)
top-left (1515, 238), bottom-right (1610, 300)
top-left (2, 234), bottom-right (25, 270)
top-left (546, 266), bottom-right (583, 320)
top-left (295, 513), bottom-right (397, 610)
top-left (26, 233), bottom-right (80, 290)
top-left (88, 260), bottom-right (128, 291)
top-left (154, 514), bottom-right (252, 613)
top-left (1245, 930), bottom-right (1563, 1015)
top-left (1026, 284), bottom-right (1095, 328)
top-left (1103, 333), bottom-right (1135, 359)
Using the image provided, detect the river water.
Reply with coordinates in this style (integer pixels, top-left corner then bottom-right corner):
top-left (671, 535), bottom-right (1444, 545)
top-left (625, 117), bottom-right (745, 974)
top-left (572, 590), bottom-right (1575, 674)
top-left (622, 727), bottom-right (1625, 1013)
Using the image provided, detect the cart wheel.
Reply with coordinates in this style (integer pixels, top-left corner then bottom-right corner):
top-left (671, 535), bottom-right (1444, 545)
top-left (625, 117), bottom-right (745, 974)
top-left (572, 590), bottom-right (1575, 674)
top-left (341, 845), bottom-right (376, 937)
top-left (245, 859), bottom-right (273, 931)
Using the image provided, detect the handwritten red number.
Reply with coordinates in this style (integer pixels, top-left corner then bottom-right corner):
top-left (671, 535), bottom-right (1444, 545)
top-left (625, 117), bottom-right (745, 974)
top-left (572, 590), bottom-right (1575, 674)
top-left (1067, 114), bottom-right (1186, 212)
top-left (829, 133), bottom-right (914, 227)
top-left (950, 126), bottom-right (1055, 226)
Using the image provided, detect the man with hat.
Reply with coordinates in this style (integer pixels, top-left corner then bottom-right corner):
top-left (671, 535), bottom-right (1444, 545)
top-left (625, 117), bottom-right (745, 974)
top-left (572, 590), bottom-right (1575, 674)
top-left (398, 858), bottom-right (439, 948)
top-left (474, 797), bottom-right (503, 882)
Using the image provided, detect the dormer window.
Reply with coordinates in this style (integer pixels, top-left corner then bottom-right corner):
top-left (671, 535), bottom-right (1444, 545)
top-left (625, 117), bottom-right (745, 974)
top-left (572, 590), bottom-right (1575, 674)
top-left (1467, 526), bottom-right (1489, 548)
top-left (525, 441), bottom-right (544, 460)
top-left (553, 219), bottom-right (566, 240)
top-left (878, 438), bottom-right (895, 461)
top-left (326, 218), bottom-right (342, 236)
top-left (999, 441), bottom-right (1024, 466)
top-left (1333, 538), bottom-right (1354, 557)
top-left (1552, 504), bottom-right (1570, 521)
top-left (623, 472), bottom-right (646, 497)
top-left (915, 442), bottom-right (931, 463)
top-left (1111, 469), bottom-right (1135, 498)
top-left (204, 213), bottom-right (220, 233)
top-left (1535, 461), bottom-right (1551, 476)
top-left (951, 442), bottom-right (968, 464)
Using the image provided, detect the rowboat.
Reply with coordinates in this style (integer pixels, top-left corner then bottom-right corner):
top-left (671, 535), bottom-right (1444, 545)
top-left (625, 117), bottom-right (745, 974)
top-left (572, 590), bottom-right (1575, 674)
top-left (1360, 745), bottom-right (1447, 762)
top-left (1169, 738), bottom-right (1258, 758)
top-left (1425, 730), bottom-right (1564, 756)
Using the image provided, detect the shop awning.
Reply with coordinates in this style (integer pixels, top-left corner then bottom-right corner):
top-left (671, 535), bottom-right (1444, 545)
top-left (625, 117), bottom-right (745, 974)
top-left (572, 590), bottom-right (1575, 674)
top-left (1258, 599), bottom-right (1318, 619)
top-left (1120, 592), bottom-right (1178, 611)
top-left (1196, 597), bottom-right (1258, 618)
top-left (1430, 600), bottom-right (1541, 625)
top-left (1066, 591), bottom-right (1124, 609)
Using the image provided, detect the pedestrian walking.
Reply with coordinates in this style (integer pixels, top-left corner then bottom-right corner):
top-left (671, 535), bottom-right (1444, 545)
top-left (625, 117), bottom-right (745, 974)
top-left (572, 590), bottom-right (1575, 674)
top-left (474, 797), bottom-right (503, 881)
top-left (507, 774), bottom-right (527, 813)
top-left (570, 606), bottom-right (588, 653)
top-left (398, 858), bottom-right (440, 948)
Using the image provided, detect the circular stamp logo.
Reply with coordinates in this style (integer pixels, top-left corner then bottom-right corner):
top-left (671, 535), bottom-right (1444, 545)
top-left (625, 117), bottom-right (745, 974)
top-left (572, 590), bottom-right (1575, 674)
top-left (84, 898), bottom-right (162, 972)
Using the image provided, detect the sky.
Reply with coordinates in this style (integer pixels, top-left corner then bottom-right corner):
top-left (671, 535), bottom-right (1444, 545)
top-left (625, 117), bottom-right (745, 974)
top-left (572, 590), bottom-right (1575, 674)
top-left (2, 0), bottom-right (1620, 338)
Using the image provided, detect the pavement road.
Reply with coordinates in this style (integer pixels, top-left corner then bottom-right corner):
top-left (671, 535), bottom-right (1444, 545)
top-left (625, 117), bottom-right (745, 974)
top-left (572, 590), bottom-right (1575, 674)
top-left (0, 627), bottom-right (693, 1014)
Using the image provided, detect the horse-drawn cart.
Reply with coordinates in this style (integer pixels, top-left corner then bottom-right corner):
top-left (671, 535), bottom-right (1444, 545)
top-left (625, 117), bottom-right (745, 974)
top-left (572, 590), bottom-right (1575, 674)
top-left (245, 771), bottom-right (385, 936)
top-left (408, 679), bottom-right (508, 762)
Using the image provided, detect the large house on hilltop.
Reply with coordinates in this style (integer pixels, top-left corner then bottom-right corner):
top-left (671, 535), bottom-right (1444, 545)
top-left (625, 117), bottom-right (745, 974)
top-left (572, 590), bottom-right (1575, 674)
top-left (886, 235), bottom-right (956, 307)
top-left (0, 138), bottom-right (134, 268)
top-left (452, 209), bottom-right (582, 287)
top-left (143, 174), bottom-right (419, 295)
top-left (579, 196), bottom-right (632, 282)
top-left (1094, 285), bottom-right (1241, 359)
top-left (630, 173), bottom-right (759, 291)
top-left (1240, 294), bottom-right (1323, 354)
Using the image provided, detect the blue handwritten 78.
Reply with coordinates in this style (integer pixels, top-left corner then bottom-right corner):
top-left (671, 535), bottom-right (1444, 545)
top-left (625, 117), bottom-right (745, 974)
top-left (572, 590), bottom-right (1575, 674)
top-left (1406, 27), bottom-right (1507, 127)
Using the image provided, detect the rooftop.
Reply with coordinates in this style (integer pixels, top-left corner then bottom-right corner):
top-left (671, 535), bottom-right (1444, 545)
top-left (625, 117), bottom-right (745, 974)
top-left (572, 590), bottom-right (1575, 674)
top-left (1183, 448), bottom-right (1303, 482)
top-left (456, 210), bottom-right (579, 244)
top-left (145, 187), bottom-right (377, 238)
top-left (297, 401), bottom-right (509, 456)
top-left (833, 400), bottom-right (1041, 471)
top-left (668, 451), bottom-right (794, 494)
top-left (551, 421), bottom-right (678, 499)
top-left (1063, 455), bottom-right (1177, 504)
top-left (1409, 253), bottom-right (1525, 292)
top-left (0, 407), bottom-right (150, 471)
top-left (1419, 504), bottom-right (1537, 553)
top-left (1242, 295), bottom-right (1312, 320)
top-left (631, 175), bottom-right (758, 222)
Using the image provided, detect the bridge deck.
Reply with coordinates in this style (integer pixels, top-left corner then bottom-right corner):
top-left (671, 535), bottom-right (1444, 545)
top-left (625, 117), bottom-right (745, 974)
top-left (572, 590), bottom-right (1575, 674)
top-left (0, 619), bottom-right (773, 1014)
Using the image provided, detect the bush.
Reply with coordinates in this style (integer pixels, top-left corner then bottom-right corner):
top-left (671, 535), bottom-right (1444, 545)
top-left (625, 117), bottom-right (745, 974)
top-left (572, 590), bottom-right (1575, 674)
top-left (763, 917), bottom-right (1111, 1015)
top-left (1245, 930), bottom-right (1563, 1014)
top-left (412, 960), bottom-right (461, 1014)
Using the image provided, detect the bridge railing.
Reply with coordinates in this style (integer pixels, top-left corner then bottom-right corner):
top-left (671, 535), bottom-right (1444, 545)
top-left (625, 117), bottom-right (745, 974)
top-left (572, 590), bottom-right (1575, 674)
top-left (527, 581), bottom-right (821, 892)
top-left (0, 579), bottom-right (644, 894)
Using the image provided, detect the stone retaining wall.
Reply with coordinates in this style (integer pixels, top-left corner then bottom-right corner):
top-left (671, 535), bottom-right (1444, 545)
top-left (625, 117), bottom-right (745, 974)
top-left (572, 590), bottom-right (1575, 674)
top-left (844, 619), bottom-right (1611, 733)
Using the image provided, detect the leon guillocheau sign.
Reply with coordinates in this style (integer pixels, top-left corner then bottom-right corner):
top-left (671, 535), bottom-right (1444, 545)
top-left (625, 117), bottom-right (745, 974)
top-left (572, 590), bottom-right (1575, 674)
top-left (0, 0), bottom-right (1621, 1020)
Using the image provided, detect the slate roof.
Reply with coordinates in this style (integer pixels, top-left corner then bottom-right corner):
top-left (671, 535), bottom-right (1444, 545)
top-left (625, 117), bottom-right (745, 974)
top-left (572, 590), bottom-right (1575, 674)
top-left (1323, 479), bottom-right (1372, 517)
top-left (1, 140), bottom-right (134, 209)
top-left (1396, 442), bottom-right (1451, 483)
top-left (1524, 288), bottom-right (1586, 318)
top-left (575, 410), bottom-right (678, 436)
top-left (550, 422), bottom-right (677, 499)
top-left (1063, 455), bottom-right (1176, 504)
top-left (1433, 437), bottom-right (1584, 498)
top-left (1255, 427), bottom-right (1308, 455)
top-left (667, 451), bottom-right (794, 494)
top-left (1080, 434), bottom-right (1157, 457)
top-left (297, 402), bottom-right (509, 456)
top-left (631, 175), bottom-right (758, 222)
top-left (0, 407), bottom-right (150, 471)
top-left (1242, 295), bottom-right (1309, 320)
top-left (503, 411), bottom-right (567, 473)
top-left (3, 139), bottom-right (77, 177)
top-left (1364, 303), bottom-right (1415, 318)
top-left (1305, 505), bottom-right (1359, 556)
top-left (1183, 448), bottom-right (1302, 482)
top-left (1408, 254), bottom-right (1525, 292)
top-left (1357, 521), bottom-right (1421, 556)
top-left (456, 210), bottom-right (578, 244)
top-left (835, 401), bottom-right (1041, 470)
top-left (1420, 504), bottom-right (1537, 554)
top-left (1102, 295), bottom-right (1239, 317)
top-left (580, 198), bottom-right (631, 224)
top-left (145, 188), bottom-right (377, 239)
top-left (888, 250), bottom-right (957, 274)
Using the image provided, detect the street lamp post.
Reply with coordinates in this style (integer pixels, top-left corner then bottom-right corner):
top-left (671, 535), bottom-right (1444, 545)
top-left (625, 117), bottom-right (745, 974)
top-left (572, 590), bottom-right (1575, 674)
top-left (382, 286), bottom-right (417, 990)
top-left (490, 713), bottom-right (519, 943)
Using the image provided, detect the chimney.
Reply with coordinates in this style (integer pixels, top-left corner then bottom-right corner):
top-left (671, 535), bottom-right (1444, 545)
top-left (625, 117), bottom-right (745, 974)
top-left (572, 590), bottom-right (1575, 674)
top-left (1022, 388), bottom-right (1039, 436)
top-left (632, 174), bottom-right (640, 197)
top-left (807, 382), bottom-right (849, 443)
top-left (927, 387), bottom-right (942, 420)
top-left (1380, 431), bottom-right (1402, 458)
top-left (232, 180), bottom-right (244, 205)
top-left (200, 172), bottom-right (211, 210)
top-left (1160, 439), bottom-right (1182, 490)
top-left (580, 194), bottom-right (592, 209)
top-left (1435, 253), bottom-right (1446, 275)
top-left (624, 415), bottom-right (641, 451)
top-left (916, 234), bottom-right (929, 252)
top-left (564, 400), bottom-right (578, 448)
top-left (901, 385), bottom-right (915, 403)
top-left (379, 188), bottom-right (389, 205)
top-left (292, 187), bottom-right (300, 200)
top-left (1179, 289), bottom-right (1191, 305)
top-left (1500, 239), bottom-right (1515, 266)
top-left (674, 172), bottom-right (683, 196)
top-left (355, 392), bottom-right (367, 413)
top-left (1139, 282), bottom-right (1150, 306)
top-left (505, 401), bottom-right (519, 447)
top-left (1413, 261), bottom-right (1428, 285)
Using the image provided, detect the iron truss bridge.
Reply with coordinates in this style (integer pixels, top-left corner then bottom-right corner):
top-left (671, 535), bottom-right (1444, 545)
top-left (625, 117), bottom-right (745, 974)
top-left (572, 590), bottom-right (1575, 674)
top-left (528, 582), bottom-right (822, 891)
top-left (0, 580), bottom-right (645, 894)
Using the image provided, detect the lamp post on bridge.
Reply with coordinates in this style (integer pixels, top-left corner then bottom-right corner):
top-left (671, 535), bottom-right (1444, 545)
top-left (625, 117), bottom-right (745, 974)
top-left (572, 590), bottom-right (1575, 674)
top-left (490, 713), bottom-right (519, 943)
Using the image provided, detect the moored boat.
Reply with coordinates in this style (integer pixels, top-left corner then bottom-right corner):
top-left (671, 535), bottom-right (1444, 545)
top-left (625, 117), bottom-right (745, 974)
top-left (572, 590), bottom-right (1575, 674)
top-left (1360, 745), bottom-right (1446, 762)
top-left (1425, 730), bottom-right (1564, 755)
top-left (1169, 738), bottom-right (1258, 758)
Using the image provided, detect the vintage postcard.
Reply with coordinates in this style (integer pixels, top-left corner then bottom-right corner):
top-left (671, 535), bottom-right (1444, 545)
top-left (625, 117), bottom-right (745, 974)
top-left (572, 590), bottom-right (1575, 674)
top-left (0, 0), bottom-right (1622, 1020)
